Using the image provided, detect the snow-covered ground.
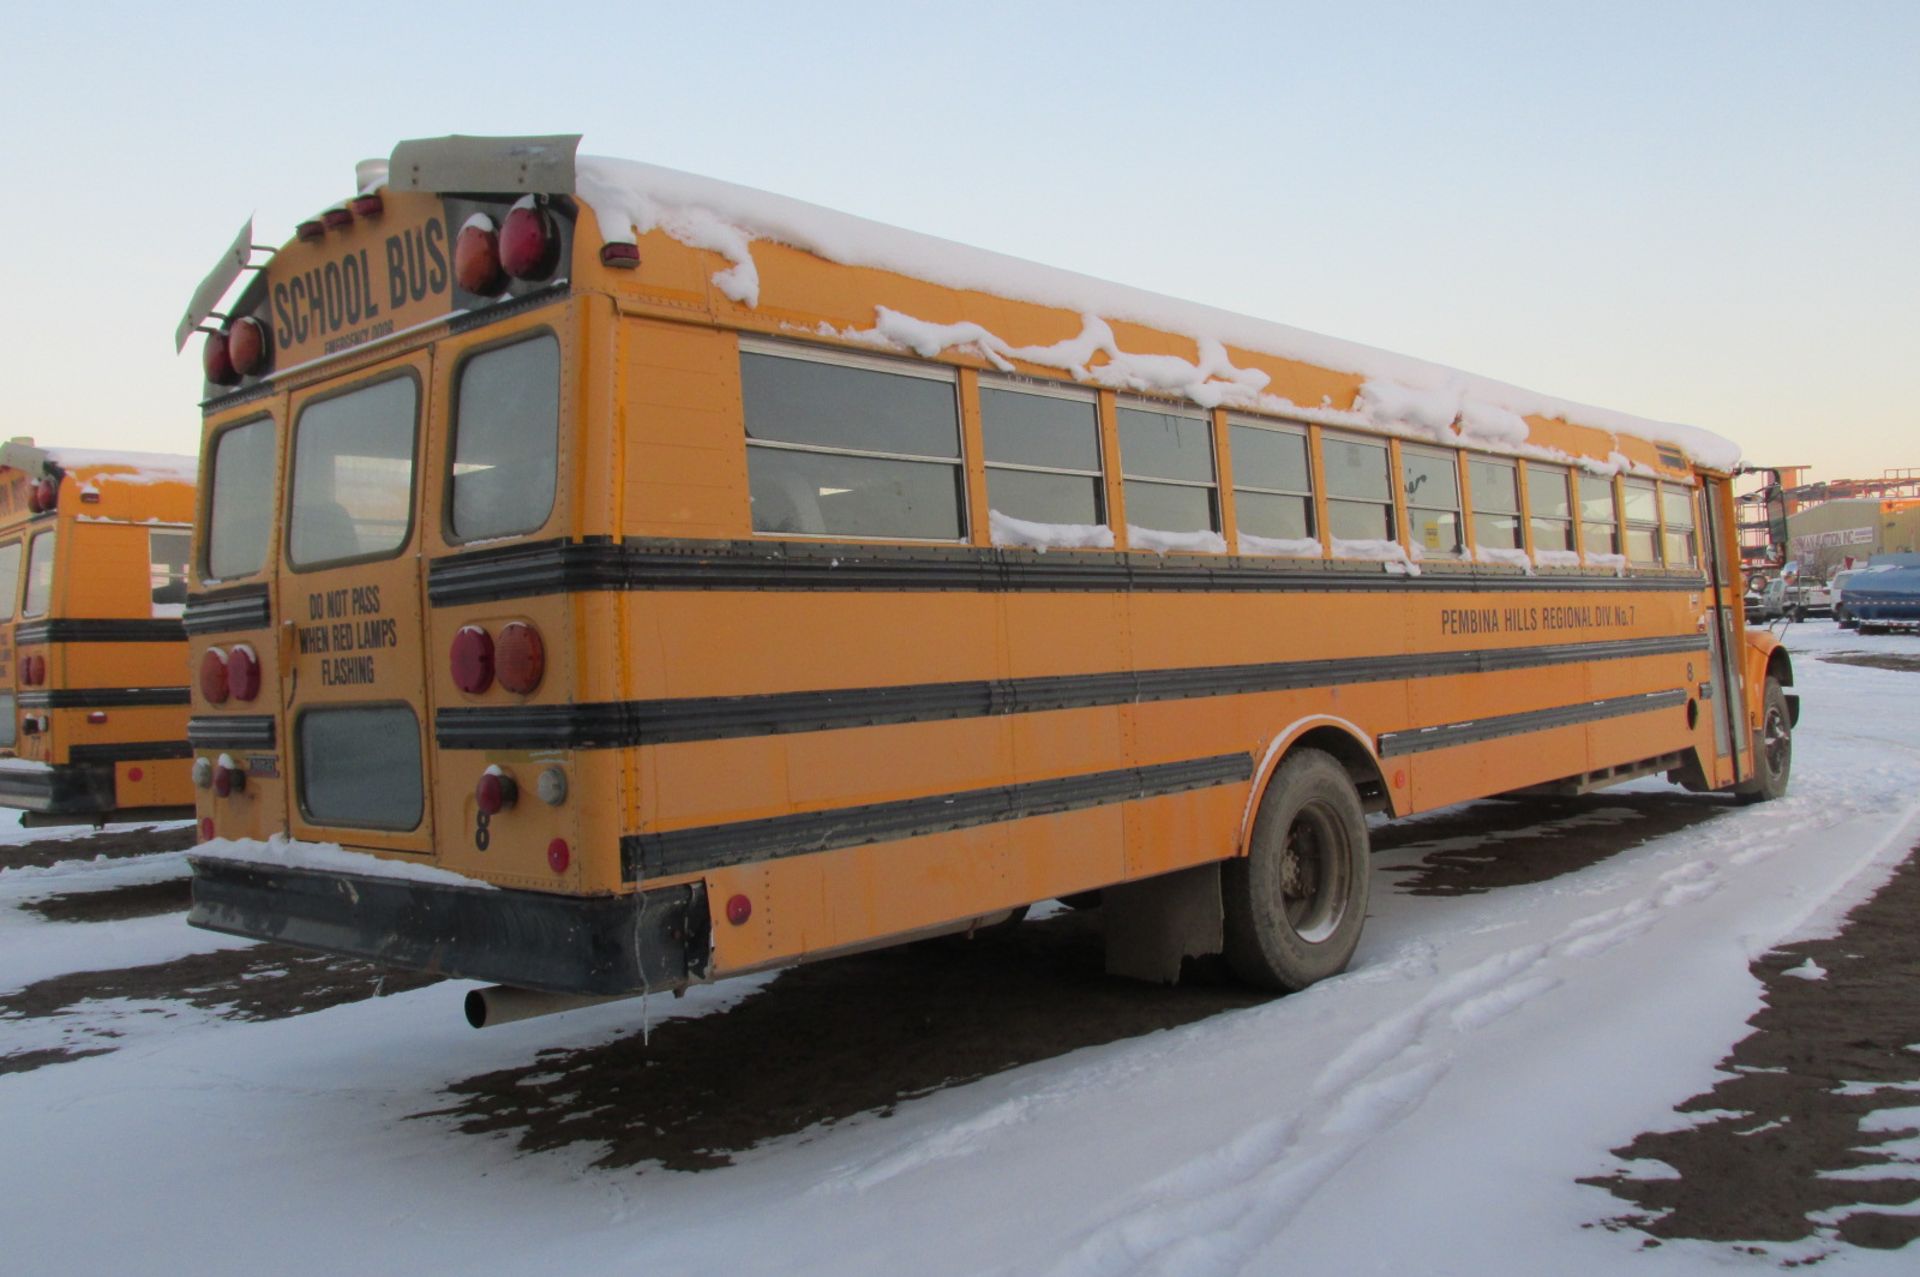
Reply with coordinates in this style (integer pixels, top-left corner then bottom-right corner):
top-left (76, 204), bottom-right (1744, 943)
top-left (4, 622), bottom-right (1918, 1274)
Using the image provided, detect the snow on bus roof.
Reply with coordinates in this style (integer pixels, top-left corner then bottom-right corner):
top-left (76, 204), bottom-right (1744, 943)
top-left (572, 155), bottom-right (1740, 474)
top-left (43, 448), bottom-right (197, 485)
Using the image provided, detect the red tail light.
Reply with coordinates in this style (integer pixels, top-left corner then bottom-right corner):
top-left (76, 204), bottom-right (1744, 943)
top-left (547, 838), bottom-right (571, 875)
top-left (227, 317), bottom-right (270, 377)
top-left (227, 644), bottom-right (261, 701)
top-left (454, 216), bottom-right (503, 295)
top-left (450, 626), bottom-right (494, 694)
top-left (500, 202), bottom-right (559, 281)
top-left (198, 816), bottom-right (215, 842)
top-left (200, 648), bottom-right (230, 704)
top-left (213, 756), bottom-right (245, 797)
top-left (475, 769), bottom-right (517, 815)
top-left (204, 330), bottom-right (239, 386)
top-left (495, 622), bottom-right (545, 694)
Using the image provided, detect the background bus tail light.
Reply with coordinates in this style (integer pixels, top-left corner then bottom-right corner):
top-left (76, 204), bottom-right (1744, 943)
top-left (213, 755), bottom-right (245, 797)
top-left (200, 648), bottom-right (229, 704)
top-left (494, 622), bottom-right (545, 694)
top-left (227, 317), bottom-right (270, 377)
top-left (21, 654), bottom-right (43, 685)
top-left (500, 201), bottom-right (559, 281)
top-left (455, 216), bottom-right (503, 295)
top-left (227, 644), bottom-right (261, 701)
top-left (450, 626), bottom-right (494, 694)
top-left (203, 330), bottom-right (239, 386)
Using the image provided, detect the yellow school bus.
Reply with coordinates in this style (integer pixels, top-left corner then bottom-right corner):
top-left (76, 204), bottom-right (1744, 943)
top-left (0, 441), bottom-right (196, 824)
top-left (182, 135), bottom-right (1792, 1023)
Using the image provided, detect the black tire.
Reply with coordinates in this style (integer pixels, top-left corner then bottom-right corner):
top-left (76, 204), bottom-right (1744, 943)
top-left (1222, 750), bottom-right (1370, 991)
top-left (1790, 606), bottom-right (1805, 623)
top-left (1734, 675), bottom-right (1792, 804)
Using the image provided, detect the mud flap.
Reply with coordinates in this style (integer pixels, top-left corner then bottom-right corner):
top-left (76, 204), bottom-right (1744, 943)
top-left (1103, 862), bottom-right (1224, 985)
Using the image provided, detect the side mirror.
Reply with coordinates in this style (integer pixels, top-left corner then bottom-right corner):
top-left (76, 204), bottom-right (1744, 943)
top-left (1765, 483), bottom-right (1789, 563)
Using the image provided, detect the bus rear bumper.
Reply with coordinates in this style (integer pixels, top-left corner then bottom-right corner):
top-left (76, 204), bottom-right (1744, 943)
top-left (0, 760), bottom-right (118, 814)
top-left (186, 856), bottom-right (712, 996)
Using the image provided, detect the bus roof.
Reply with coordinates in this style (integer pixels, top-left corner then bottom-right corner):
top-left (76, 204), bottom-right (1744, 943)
top-left (551, 155), bottom-right (1740, 475)
top-left (333, 143), bottom-right (1735, 476)
top-left (0, 442), bottom-right (195, 487)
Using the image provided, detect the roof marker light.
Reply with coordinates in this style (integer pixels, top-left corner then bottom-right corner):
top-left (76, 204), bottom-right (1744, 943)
top-left (296, 220), bottom-right (325, 243)
top-left (350, 194), bottom-right (383, 219)
top-left (322, 207), bottom-right (353, 231)
top-left (600, 242), bottom-right (640, 269)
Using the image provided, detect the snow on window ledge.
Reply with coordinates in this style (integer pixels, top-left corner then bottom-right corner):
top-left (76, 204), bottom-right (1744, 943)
top-left (1331, 537), bottom-right (1422, 575)
top-left (1127, 525), bottom-right (1228, 555)
top-left (988, 509), bottom-right (1115, 552)
top-left (1474, 546), bottom-right (1535, 572)
top-left (1237, 532), bottom-right (1323, 558)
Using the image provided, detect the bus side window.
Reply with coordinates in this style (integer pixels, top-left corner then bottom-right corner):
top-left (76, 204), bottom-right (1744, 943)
top-left (1403, 446), bottom-right (1464, 559)
top-left (450, 333), bottom-right (560, 541)
top-left (1579, 472), bottom-right (1620, 561)
top-left (1470, 458), bottom-right (1523, 554)
top-left (1623, 479), bottom-right (1661, 566)
top-left (741, 348), bottom-right (963, 541)
top-left (1229, 421), bottom-right (1317, 555)
top-left (980, 384), bottom-right (1104, 530)
top-left (206, 417), bottom-right (276, 580)
top-left (150, 529), bottom-right (191, 615)
top-left (1118, 405), bottom-right (1219, 539)
top-left (1526, 463), bottom-right (1576, 555)
top-left (0, 539), bottom-right (20, 622)
top-left (1323, 433), bottom-right (1395, 546)
top-left (1661, 481), bottom-right (1699, 567)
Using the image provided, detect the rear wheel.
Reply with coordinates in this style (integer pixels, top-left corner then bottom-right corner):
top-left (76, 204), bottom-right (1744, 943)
top-left (1734, 676), bottom-right (1792, 804)
top-left (1223, 750), bottom-right (1370, 991)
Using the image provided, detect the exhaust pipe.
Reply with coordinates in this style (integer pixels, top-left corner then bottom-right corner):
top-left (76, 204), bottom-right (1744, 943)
top-left (464, 985), bottom-right (632, 1029)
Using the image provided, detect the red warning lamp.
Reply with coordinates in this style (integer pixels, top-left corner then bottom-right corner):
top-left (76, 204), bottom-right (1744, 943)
top-left (449, 626), bottom-right (494, 694)
top-left (454, 218), bottom-right (503, 295)
top-left (500, 203), bottom-right (559, 281)
top-left (203, 329), bottom-right (239, 386)
top-left (227, 317), bottom-right (270, 378)
top-left (494, 622), bottom-right (545, 695)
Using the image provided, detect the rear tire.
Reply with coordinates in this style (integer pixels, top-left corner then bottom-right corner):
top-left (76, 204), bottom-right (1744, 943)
top-left (1734, 676), bottom-right (1792, 804)
top-left (1223, 750), bottom-right (1370, 991)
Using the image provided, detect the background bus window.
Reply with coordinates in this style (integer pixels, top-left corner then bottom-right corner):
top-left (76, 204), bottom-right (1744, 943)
top-left (1119, 406), bottom-right (1218, 535)
top-left (0, 693), bottom-right (13, 749)
top-left (289, 377), bottom-right (418, 568)
top-left (1623, 478), bottom-right (1661, 565)
top-left (451, 334), bottom-right (559, 540)
top-left (22, 531), bottom-right (55, 618)
top-left (741, 351), bottom-right (963, 540)
top-left (980, 385), bottom-right (1103, 527)
top-left (149, 529), bottom-right (190, 616)
top-left (1579, 473), bottom-right (1620, 558)
top-left (1469, 457), bottom-right (1522, 551)
top-left (1323, 434), bottom-right (1394, 543)
top-left (0, 540), bottom-right (20, 621)
top-left (206, 417), bottom-right (275, 579)
top-left (1527, 464), bottom-right (1576, 553)
top-left (1403, 446), bottom-right (1463, 557)
top-left (1662, 481), bottom-right (1699, 567)
top-left (1229, 422), bottom-right (1316, 550)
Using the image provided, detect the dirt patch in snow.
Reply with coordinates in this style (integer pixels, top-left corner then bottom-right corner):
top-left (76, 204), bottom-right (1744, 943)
top-left (0, 945), bottom-right (442, 1075)
top-left (1585, 842), bottom-right (1920, 1254)
top-left (1820, 653), bottom-right (1920, 675)
top-left (1378, 793), bottom-right (1728, 896)
top-left (19, 877), bottom-right (193, 923)
top-left (0, 822), bottom-right (194, 872)
top-left (422, 911), bottom-right (1270, 1172)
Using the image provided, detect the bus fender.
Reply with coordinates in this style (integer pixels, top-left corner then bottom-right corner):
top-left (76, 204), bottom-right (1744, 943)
top-left (1235, 715), bottom-right (1390, 860)
top-left (1742, 629), bottom-right (1798, 727)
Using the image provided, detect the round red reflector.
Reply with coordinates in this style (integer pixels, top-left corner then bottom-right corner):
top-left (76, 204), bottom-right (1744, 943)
top-left (87, 711), bottom-right (108, 724)
top-left (454, 221), bottom-right (503, 295)
top-left (203, 330), bottom-right (239, 386)
top-left (495, 622), bottom-right (545, 695)
top-left (726, 894), bottom-right (753, 926)
top-left (129, 766), bottom-right (144, 782)
top-left (450, 626), bottom-right (494, 694)
top-left (200, 648), bottom-right (230, 704)
top-left (475, 770), bottom-right (517, 815)
top-left (198, 817), bottom-right (215, 842)
top-left (228, 317), bottom-right (270, 377)
top-left (546, 838), bottom-right (571, 875)
top-left (500, 204), bottom-right (560, 281)
top-left (227, 644), bottom-right (261, 701)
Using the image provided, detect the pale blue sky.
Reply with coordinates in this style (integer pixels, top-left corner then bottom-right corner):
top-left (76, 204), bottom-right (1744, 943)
top-left (3, 0), bottom-right (1913, 480)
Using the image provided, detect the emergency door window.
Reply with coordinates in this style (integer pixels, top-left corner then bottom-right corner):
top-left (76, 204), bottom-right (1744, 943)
top-left (289, 376), bottom-right (419, 568)
top-left (150, 530), bottom-right (190, 616)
